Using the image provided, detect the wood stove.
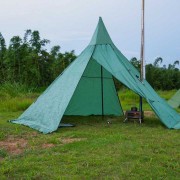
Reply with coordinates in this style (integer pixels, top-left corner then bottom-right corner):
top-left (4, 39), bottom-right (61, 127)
top-left (124, 107), bottom-right (144, 123)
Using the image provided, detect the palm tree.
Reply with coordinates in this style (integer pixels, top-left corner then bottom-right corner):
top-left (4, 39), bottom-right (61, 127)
top-left (173, 60), bottom-right (179, 68)
top-left (153, 57), bottom-right (163, 67)
top-left (168, 60), bottom-right (179, 70)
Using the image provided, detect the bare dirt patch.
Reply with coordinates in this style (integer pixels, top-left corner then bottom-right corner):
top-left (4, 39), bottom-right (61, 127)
top-left (0, 137), bottom-right (28, 155)
top-left (6, 132), bottom-right (38, 141)
top-left (145, 111), bottom-right (156, 117)
top-left (60, 137), bottom-right (87, 144)
top-left (21, 131), bottom-right (38, 138)
top-left (29, 131), bottom-right (38, 137)
top-left (42, 143), bottom-right (55, 148)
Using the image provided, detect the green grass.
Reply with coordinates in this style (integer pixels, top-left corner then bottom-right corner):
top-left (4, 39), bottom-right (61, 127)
top-left (0, 112), bottom-right (179, 179)
top-left (0, 83), bottom-right (39, 112)
top-left (119, 89), bottom-right (180, 112)
top-left (0, 85), bottom-right (179, 113)
top-left (0, 87), bottom-right (179, 179)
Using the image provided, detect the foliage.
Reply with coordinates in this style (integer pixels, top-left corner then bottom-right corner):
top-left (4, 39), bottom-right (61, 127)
top-left (130, 57), bottom-right (141, 71)
top-left (0, 30), bottom-right (179, 91)
top-left (0, 30), bottom-right (76, 87)
top-left (0, 83), bottom-right (39, 112)
top-left (130, 57), bottom-right (180, 90)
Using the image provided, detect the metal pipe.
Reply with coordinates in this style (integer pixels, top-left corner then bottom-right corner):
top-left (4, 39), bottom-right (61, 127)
top-left (141, 0), bottom-right (145, 80)
top-left (139, 0), bottom-right (145, 122)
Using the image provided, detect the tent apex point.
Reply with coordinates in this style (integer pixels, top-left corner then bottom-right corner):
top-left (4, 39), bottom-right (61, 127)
top-left (89, 17), bottom-right (113, 45)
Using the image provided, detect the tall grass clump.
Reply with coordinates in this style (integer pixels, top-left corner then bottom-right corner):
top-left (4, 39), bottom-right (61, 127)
top-left (156, 90), bottom-right (177, 100)
top-left (0, 97), bottom-right (34, 112)
top-left (118, 88), bottom-right (178, 111)
top-left (118, 88), bottom-right (148, 110)
top-left (0, 82), bottom-right (41, 112)
top-left (0, 82), bottom-right (38, 98)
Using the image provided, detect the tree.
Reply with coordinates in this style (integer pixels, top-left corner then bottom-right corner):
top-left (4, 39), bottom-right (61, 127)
top-left (153, 57), bottom-right (163, 67)
top-left (0, 33), bottom-right (6, 83)
top-left (2, 30), bottom-right (178, 90)
top-left (130, 57), bottom-right (140, 71)
top-left (173, 60), bottom-right (179, 69)
top-left (50, 45), bottom-right (60, 57)
top-left (146, 58), bottom-right (180, 90)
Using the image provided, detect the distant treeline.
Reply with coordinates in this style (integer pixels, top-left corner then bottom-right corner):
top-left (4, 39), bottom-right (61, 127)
top-left (130, 57), bottom-right (180, 90)
top-left (0, 31), bottom-right (179, 90)
top-left (0, 30), bottom-right (76, 87)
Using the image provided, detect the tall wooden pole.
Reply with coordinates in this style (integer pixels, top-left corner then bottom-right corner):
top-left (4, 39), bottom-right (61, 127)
top-left (139, 0), bottom-right (145, 122)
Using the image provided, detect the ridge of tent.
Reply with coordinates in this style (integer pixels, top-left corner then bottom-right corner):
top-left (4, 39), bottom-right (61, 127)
top-left (89, 17), bottom-right (114, 45)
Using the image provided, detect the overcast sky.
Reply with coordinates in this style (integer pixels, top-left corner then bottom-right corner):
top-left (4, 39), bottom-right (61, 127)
top-left (0, 0), bottom-right (179, 66)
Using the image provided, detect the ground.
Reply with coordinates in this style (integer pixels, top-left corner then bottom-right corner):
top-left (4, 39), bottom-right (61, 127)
top-left (0, 111), bottom-right (179, 179)
top-left (0, 89), bottom-right (179, 179)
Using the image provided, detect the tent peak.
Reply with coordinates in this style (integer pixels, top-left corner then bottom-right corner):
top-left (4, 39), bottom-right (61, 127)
top-left (99, 16), bottom-right (103, 21)
top-left (89, 17), bottom-right (114, 45)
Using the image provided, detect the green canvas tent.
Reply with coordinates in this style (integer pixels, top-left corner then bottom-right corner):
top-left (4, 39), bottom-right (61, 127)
top-left (168, 90), bottom-right (180, 108)
top-left (11, 17), bottom-right (180, 133)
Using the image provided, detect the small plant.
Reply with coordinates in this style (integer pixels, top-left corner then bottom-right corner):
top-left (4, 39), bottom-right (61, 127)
top-left (0, 149), bottom-right (8, 158)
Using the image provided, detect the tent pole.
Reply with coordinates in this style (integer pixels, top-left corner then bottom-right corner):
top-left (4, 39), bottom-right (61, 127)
top-left (101, 66), bottom-right (104, 117)
top-left (139, 0), bottom-right (145, 123)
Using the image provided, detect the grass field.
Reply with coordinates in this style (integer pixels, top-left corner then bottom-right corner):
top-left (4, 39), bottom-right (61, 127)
top-left (0, 84), bottom-right (179, 179)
